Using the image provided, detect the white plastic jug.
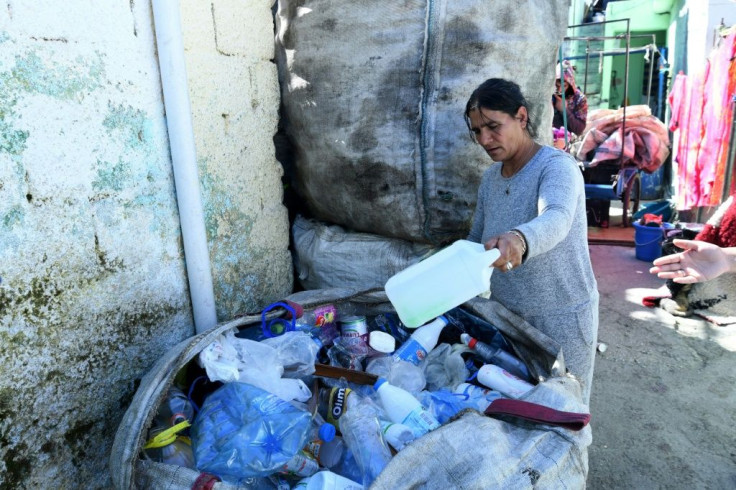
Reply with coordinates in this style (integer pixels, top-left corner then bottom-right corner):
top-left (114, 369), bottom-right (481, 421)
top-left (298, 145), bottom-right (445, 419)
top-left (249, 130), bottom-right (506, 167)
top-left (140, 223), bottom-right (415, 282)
top-left (384, 240), bottom-right (500, 328)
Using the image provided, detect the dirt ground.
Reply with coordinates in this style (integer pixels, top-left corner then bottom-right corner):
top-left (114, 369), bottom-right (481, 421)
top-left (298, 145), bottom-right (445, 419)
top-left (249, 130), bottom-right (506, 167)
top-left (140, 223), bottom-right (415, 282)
top-left (587, 244), bottom-right (736, 489)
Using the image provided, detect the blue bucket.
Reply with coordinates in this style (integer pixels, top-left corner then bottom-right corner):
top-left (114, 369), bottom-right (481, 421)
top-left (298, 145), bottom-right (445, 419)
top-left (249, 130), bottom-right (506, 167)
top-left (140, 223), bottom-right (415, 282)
top-left (633, 222), bottom-right (668, 262)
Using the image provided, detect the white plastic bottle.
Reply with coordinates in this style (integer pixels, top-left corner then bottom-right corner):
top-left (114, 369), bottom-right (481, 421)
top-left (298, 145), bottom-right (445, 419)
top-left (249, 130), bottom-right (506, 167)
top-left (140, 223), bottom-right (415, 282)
top-left (392, 316), bottom-right (448, 365)
top-left (379, 420), bottom-right (416, 451)
top-left (477, 364), bottom-right (534, 399)
top-left (453, 382), bottom-right (505, 412)
top-left (373, 378), bottom-right (440, 437)
top-left (298, 470), bottom-right (363, 490)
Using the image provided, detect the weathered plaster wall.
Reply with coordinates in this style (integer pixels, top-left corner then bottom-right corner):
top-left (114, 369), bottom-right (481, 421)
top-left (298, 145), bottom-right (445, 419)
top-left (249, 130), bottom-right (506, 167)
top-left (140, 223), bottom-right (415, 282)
top-left (0, 0), bottom-right (291, 488)
top-left (181, 0), bottom-right (292, 320)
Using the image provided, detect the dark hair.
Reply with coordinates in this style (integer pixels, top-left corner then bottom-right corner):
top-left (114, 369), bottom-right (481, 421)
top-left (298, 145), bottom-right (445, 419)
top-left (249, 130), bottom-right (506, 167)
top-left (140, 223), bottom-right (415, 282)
top-left (464, 78), bottom-right (538, 138)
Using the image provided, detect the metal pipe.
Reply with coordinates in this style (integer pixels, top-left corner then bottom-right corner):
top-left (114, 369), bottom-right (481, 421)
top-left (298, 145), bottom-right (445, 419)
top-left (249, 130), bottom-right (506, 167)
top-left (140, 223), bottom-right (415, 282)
top-left (615, 19), bottom-right (631, 167)
top-left (561, 46), bottom-right (655, 61)
top-left (584, 39), bottom-right (590, 95)
top-left (564, 34), bottom-right (656, 42)
top-left (646, 45), bottom-right (654, 107)
top-left (559, 45), bottom-right (569, 147)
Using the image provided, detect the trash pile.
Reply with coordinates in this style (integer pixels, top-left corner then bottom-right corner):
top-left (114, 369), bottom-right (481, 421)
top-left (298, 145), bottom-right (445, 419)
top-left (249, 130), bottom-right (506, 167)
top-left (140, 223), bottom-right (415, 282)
top-left (140, 303), bottom-right (537, 489)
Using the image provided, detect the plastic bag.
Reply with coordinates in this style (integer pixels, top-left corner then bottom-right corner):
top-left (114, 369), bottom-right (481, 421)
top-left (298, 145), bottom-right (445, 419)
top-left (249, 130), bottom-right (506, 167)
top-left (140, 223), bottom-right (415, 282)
top-left (191, 382), bottom-right (312, 481)
top-left (423, 343), bottom-right (469, 391)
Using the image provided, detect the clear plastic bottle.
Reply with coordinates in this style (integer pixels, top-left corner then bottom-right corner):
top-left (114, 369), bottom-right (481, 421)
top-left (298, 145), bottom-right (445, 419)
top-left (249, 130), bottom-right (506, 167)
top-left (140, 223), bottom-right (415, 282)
top-left (461, 333), bottom-right (531, 381)
top-left (453, 382), bottom-right (505, 412)
top-left (477, 364), bottom-right (534, 399)
top-left (154, 386), bottom-right (194, 427)
top-left (281, 451), bottom-right (320, 478)
top-left (373, 378), bottom-right (440, 437)
top-left (317, 386), bottom-right (360, 429)
top-left (303, 415), bottom-right (345, 469)
top-left (144, 425), bottom-right (195, 468)
top-left (392, 316), bottom-right (448, 365)
top-left (338, 402), bottom-right (393, 487)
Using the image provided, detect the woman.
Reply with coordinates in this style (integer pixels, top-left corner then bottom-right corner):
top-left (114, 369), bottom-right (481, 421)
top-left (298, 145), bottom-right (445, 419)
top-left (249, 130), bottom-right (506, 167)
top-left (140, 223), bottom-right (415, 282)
top-left (552, 62), bottom-right (588, 136)
top-left (465, 78), bottom-right (599, 404)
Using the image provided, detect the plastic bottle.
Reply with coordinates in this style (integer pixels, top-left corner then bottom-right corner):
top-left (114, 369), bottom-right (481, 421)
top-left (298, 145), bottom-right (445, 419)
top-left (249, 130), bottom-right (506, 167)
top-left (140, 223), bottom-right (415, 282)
top-left (461, 333), bottom-right (531, 381)
top-left (373, 378), bottom-right (440, 438)
top-left (385, 240), bottom-right (501, 327)
top-left (318, 386), bottom-right (360, 429)
top-left (281, 451), bottom-right (320, 478)
top-left (144, 424), bottom-right (196, 468)
top-left (453, 382), bottom-right (505, 412)
top-left (392, 316), bottom-right (448, 365)
top-left (296, 304), bottom-right (339, 346)
top-left (477, 364), bottom-right (534, 399)
top-left (303, 415), bottom-right (345, 469)
top-left (338, 402), bottom-right (393, 487)
top-left (154, 386), bottom-right (195, 427)
top-left (379, 420), bottom-right (416, 451)
top-left (298, 471), bottom-right (363, 490)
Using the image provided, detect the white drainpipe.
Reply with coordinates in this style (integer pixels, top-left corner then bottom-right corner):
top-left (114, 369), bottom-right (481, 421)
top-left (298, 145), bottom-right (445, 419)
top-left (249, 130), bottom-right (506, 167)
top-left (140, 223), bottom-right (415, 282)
top-left (152, 0), bottom-right (218, 334)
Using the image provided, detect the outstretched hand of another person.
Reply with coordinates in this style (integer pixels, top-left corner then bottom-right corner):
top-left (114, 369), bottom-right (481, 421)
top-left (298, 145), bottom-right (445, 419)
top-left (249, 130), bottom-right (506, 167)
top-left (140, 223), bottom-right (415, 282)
top-left (649, 239), bottom-right (736, 284)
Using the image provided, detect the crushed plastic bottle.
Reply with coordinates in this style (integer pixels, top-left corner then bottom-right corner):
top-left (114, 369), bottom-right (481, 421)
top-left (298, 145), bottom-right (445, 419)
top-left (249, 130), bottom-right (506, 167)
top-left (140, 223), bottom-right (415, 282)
top-left (154, 386), bottom-right (194, 428)
top-left (338, 402), bottom-right (393, 487)
top-left (453, 382), bottom-right (505, 412)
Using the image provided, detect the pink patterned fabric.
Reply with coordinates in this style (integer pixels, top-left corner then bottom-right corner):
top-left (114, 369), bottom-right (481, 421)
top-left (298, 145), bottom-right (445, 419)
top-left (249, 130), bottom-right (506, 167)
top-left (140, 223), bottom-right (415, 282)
top-left (667, 32), bottom-right (736, 210)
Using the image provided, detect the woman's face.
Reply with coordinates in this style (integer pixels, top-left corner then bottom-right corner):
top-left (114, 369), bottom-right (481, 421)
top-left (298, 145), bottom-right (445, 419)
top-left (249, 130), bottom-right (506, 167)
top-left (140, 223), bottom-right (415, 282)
top-left (468, 106), bottom-right (528, 163)
top-left (555, 80), bottom-right (571, 94)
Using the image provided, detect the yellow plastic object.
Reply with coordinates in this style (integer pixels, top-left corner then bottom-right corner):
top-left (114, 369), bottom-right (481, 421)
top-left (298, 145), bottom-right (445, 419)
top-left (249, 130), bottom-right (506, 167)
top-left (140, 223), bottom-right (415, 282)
top-left (144, 420), bottom-right (191, 449)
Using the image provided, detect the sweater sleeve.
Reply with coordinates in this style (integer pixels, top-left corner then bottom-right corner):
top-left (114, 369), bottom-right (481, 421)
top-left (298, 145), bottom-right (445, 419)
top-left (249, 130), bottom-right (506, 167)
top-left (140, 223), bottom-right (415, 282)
top-left (514, 152), bottom-right (583, 258)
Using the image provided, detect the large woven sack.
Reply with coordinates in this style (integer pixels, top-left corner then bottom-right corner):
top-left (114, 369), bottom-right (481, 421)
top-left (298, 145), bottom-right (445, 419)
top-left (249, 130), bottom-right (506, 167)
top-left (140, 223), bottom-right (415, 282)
top-left (292, 214), bottom-right (437, 290)
top-left (110, 288), bottom-right (590, 489)
top-left (275, 0), bottom-right (568, 244)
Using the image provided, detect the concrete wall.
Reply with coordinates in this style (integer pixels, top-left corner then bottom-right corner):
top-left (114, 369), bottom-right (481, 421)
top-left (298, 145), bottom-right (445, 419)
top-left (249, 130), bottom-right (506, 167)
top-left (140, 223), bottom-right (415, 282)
top-left (0, 0), bottom-right (291, 487)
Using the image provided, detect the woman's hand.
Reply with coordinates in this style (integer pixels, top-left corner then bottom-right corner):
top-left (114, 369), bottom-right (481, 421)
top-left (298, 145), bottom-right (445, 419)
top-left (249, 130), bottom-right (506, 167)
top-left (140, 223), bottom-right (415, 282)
top-left (484, 232), bottom-right (525, 273)
top-left (649, 239), bottom-right (736, 284)
top-left (552, 93), bottom-right (564, 112)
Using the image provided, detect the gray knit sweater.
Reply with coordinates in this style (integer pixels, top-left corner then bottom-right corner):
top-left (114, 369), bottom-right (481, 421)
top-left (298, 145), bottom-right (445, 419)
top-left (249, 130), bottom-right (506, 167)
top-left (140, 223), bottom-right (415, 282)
top-left (468, 145), bottom-right (599, 401)
top-left (468, 145), bottom-right (597, 315)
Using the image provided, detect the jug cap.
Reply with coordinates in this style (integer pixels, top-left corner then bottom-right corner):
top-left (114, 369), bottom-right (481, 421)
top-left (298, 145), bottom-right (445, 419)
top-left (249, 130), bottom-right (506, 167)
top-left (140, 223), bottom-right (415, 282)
top-left (373, 378), bottom-right (387, 391)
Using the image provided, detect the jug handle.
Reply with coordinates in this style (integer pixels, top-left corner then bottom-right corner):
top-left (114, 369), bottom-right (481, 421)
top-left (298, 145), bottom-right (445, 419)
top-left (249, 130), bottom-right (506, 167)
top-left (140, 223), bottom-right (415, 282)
top-left (480, 248), bottom-right (501, 268)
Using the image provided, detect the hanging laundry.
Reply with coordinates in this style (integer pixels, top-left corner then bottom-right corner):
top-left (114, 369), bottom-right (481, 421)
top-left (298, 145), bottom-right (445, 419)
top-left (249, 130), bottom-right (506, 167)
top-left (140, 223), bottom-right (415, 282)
top-left (667, 31), bottom-right (736, 210)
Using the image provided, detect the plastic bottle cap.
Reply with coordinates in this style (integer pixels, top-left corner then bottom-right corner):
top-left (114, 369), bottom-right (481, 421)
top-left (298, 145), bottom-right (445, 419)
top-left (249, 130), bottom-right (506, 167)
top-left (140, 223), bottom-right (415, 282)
top-left (373, 378), bottom-right (387, 391)
top-left (318, 422), bottom-right (336, 442)
top-left (369, 331), bottom-right (396, 353)
top-left (460, 333), bottom-right (477, 349)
